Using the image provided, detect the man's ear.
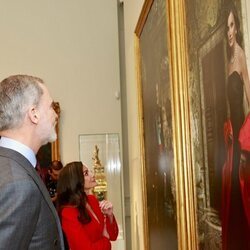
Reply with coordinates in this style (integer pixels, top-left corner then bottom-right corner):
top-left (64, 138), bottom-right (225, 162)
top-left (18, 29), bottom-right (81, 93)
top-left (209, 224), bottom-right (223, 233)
top-left (28, 106), bottom-right (39, 124)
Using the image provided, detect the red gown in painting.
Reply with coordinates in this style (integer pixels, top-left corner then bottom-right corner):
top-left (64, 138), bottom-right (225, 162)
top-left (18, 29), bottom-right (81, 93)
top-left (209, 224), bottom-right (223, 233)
top-left (222, 72), bottom-right (250, 250)
top-left (61, 195), bottom-right (119, 250)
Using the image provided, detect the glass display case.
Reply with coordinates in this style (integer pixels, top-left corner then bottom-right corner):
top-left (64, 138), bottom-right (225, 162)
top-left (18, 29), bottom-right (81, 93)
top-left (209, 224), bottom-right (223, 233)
top-left (79, 133), bottom-right (125, 241)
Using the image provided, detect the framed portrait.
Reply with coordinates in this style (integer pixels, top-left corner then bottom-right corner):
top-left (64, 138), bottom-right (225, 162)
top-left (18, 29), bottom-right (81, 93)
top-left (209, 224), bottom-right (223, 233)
top-left (135, 0), bottom-right (196, 249)
top-left (136, 0), bottom-right (250, 248)
top-left (185, 0), bottom-right (250, 249)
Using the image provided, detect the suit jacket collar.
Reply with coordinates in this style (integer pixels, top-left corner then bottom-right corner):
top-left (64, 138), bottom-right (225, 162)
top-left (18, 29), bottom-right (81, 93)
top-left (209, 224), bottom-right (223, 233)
top-left (0, 136), bottom-right (37, 167)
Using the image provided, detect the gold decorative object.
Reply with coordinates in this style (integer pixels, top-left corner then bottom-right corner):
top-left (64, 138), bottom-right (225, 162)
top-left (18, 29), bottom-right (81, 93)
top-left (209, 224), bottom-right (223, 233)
top-left (92, 145), bottom-right (107, 201)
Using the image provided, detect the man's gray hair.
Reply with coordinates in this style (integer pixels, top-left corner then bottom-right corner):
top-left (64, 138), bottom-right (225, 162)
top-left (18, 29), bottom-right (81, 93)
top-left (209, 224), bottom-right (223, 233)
top-left (0, 75), bottom-right (44, 131)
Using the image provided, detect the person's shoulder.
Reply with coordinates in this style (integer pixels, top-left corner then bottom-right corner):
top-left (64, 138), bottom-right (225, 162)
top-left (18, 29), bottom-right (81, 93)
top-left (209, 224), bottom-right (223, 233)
top-left (61, 204), bottom-right (78, 209)
top-left (87, 194), bottom-right (100, 209)
top-left (61, 205), bottom-right (78, 217)
top-left (0, 159), bottom-right (31, 184)
top-left (0, 173), bottom-right (41, 204)
top-left (238, 45), bottom-right (246, 62)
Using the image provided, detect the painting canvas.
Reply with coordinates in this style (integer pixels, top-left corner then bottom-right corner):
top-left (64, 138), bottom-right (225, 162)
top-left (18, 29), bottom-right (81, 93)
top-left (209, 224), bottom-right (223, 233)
top-left (135, 0), bottom-right (178, 249)
top-left (185, 0), bottom-right (250, 248)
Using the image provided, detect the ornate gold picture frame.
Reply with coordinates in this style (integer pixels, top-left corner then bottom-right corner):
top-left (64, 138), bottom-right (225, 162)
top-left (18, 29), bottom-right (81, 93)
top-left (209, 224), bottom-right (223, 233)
top-left (135, 0), bottom-right (196, 249)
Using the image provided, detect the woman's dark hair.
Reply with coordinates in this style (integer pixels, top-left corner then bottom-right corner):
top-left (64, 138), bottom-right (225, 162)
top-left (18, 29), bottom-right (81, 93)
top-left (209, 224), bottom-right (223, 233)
top-left (225, 3), bottom-right (243, 58)
top-left (57, 161), bottom-right (91, 224)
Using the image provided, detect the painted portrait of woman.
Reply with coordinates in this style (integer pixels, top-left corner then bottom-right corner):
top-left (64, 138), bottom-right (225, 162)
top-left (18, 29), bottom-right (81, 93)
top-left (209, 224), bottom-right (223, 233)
top-left (222, 3), bottom-right (250, 249)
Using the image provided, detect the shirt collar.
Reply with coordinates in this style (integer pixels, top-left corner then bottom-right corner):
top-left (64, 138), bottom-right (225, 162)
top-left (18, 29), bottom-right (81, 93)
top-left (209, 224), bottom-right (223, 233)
top-left (0, 136), bottom-right (37, 167)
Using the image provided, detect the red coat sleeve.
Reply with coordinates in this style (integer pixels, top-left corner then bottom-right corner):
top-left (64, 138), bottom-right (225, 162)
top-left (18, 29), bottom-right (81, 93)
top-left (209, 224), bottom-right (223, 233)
top-left (61, 207), bottom-right (111, 250)
top-left (106, 215), bottom-right (119, 241)
top-left (88, 195), bottom-right (119, 241)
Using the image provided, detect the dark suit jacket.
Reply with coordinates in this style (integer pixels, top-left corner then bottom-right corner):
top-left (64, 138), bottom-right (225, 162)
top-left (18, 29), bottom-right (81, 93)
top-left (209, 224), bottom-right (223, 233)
top-left (0, 147), bottom-right (65, 250)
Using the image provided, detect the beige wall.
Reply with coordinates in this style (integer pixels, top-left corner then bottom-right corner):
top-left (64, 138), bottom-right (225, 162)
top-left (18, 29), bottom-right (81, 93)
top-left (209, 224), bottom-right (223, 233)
top-left (0, 0), bottom-right (156, 249)
top-left (121, 1), bottom-right (145, 250)
top-left (0, 0), bottom-right (122, 163)
top-left (0, 0), bottom-right (125, 249)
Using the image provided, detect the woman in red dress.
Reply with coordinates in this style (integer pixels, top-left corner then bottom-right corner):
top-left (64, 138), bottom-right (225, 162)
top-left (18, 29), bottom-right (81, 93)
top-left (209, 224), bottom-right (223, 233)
top-left (222, 3), bottom-right (250, 249)
top-left (57, 161), bottom-right (118, 250)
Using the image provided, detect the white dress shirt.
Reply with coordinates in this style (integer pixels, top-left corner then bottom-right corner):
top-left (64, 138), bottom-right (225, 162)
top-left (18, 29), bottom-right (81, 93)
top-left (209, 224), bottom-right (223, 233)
top-left (0, 136), bottom-right (37, 167)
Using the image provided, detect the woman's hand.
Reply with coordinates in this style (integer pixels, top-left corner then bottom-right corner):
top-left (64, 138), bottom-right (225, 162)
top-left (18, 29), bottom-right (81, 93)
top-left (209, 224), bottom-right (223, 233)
top-left (99, 200), bottom-right (114, 222)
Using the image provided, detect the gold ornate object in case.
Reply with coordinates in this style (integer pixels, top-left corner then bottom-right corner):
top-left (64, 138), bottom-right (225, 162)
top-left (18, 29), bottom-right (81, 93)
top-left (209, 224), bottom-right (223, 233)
top-left (92, 145), bottom-right (107, 201)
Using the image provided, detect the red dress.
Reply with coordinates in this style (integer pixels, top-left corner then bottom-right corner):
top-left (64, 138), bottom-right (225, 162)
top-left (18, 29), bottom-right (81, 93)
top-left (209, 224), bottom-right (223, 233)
top-left (222, 72), bottom-right (250, 249)
top-left (222, 118), bottom-right (250, 250)
top-left (61, 195), bottom-right (118, 250)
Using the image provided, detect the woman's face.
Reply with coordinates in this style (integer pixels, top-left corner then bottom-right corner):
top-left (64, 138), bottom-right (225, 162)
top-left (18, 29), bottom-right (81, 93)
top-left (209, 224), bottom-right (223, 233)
top-left (82, 165), bottom-right (97, 192)
top-left (227, 11), bottom-right (237, 48)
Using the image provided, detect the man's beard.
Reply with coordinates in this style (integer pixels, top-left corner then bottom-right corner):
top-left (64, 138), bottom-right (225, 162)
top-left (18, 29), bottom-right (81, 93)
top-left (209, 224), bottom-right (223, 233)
top-left (48, 128), bottom-right (57, 143)
top-left (41, 126), bottom-right (57, 146)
